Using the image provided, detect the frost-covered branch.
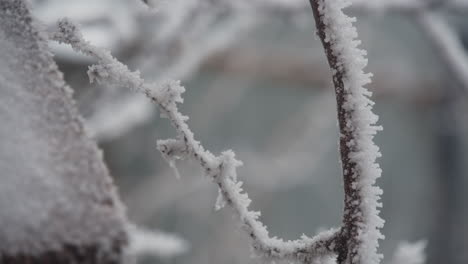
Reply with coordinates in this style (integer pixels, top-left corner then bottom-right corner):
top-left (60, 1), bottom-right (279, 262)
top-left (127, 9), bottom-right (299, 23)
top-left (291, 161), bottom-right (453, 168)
top-left (51, 18), bottom-right (339, 262)
top-left (84, 0), bottom-right (256, 142)
top-left (309, 0), bottom-right (384, 263)
top-left (415, 12), bottom-right (468, 96)
top-left (66, 0), bottom-right (468, 142)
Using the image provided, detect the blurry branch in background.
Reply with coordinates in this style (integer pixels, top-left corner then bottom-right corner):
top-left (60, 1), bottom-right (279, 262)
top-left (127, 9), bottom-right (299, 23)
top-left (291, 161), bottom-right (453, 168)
top-left (70, 0), bottom-right (468, 142)
top-left (86, 0), bottom-right (257, 141)
top-left (88, 0), bottom-right (468, 141)
top-left (415, 12), bottom-right (468, 96)
top-left (265, 0), bottom-right (468, 97)
top-left (390, 241), bottom-right (427, 264)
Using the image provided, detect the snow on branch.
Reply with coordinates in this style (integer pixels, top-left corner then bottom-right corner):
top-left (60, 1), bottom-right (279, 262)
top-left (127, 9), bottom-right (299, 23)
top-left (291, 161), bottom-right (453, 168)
top-left (50, 18), bottom-right (339, 263)
top-left (416, 12), bottom-right (468, 96)
top-left (309, 0), bottom-right (384, 263)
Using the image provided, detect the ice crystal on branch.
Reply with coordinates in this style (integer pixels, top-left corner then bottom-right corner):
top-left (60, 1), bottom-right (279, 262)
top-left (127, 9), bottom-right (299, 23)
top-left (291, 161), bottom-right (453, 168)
top-left (50, 17), bottom-right (340, 263)
top-left (309, 0), bottom-right (384, 263)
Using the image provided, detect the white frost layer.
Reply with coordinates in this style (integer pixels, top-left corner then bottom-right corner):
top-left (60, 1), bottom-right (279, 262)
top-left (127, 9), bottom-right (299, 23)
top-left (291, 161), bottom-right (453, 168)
top-left (317, 0), bottom-right (384, 263)
top-left (0, 0), bottom-right (128, 256)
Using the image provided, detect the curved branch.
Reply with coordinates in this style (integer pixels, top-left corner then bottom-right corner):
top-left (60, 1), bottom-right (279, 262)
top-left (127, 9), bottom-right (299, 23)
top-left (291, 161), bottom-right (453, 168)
top-left (309, 0), bottom-right (384, 263)
top-left (51, 18), bottom-right (337, 262)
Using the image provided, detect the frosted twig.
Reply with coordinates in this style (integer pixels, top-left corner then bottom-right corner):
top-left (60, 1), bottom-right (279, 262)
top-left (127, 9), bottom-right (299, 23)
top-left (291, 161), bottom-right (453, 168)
top-left (416, 12), bottom-right (468, 96)
top-left (51, 18), bottom-right (338, 262)
top-left (87, 1), bottom-right (255, 142)
top-left (309, 0), bottom-right (384, 263)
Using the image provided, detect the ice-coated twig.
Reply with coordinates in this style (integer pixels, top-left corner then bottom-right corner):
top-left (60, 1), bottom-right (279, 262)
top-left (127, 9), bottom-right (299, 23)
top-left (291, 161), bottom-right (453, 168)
top-left (416, 12), bottom-right (468, 96)
top-left (50, 18), bottom-right (338, 262)
top-left (309, 0), bottom-right (384, 264)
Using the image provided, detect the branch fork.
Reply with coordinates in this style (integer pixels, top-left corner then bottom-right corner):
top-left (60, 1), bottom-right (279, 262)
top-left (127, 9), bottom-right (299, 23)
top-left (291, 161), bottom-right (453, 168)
top-left (52, 0), bottom-right (384, 259)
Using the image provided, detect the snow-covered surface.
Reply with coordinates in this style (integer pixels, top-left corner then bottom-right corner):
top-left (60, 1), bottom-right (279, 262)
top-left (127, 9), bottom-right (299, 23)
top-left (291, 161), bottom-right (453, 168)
top-left (0, 0), bottom-right (127, 257)
top-left (315, 0), bottom-right (384, 263)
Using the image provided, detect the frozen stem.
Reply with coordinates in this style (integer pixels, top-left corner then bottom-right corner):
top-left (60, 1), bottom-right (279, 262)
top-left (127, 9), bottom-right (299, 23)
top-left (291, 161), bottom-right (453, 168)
top-left (309, 0), bottom-right (384, 263)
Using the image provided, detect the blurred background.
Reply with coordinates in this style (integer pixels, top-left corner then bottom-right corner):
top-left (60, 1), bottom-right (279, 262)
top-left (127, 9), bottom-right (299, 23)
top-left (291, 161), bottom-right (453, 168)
top-left (30, 0), bottom-right (467, 263)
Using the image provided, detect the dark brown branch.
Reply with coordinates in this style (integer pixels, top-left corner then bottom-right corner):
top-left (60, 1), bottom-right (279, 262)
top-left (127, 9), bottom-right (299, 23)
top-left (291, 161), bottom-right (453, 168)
top-left (308, 0), bottom-right (366, 263)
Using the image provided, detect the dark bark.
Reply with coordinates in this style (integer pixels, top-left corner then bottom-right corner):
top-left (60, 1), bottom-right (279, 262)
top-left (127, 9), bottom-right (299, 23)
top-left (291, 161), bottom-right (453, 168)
top-left (308, 1), bottom-right (364, 263)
